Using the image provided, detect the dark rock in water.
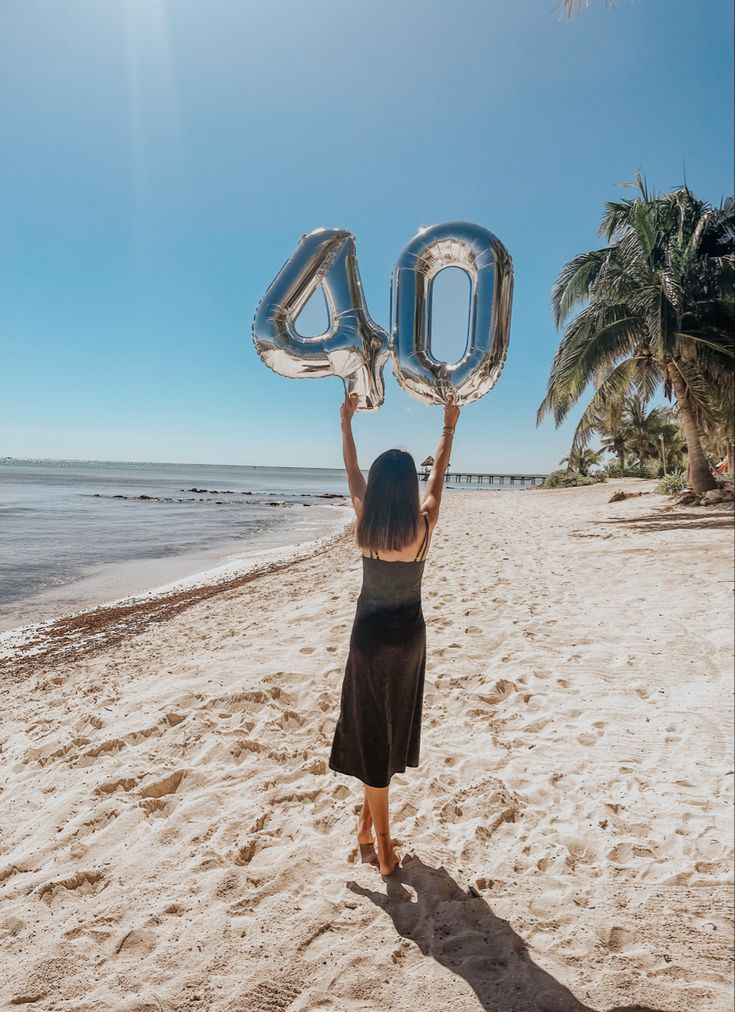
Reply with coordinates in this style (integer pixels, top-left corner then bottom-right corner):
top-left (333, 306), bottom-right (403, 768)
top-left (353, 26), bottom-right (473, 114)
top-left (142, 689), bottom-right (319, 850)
top-left (183, 487), bottom-right (236, 494)
top-left (92, 489), bottom-right (330, 508)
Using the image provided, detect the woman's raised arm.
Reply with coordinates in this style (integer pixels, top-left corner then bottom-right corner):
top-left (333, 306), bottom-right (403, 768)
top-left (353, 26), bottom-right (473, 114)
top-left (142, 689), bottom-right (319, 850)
top-left (421, 400), bottom-right (460, 526)
top-left (341, 392), bottom-right (366, 514)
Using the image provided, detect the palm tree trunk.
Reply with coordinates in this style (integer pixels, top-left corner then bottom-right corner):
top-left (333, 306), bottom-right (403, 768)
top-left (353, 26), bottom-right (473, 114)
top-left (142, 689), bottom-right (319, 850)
top-left (617, 448), bottom-right (625, 471)
top-left (667, 364), bottom-right (717, 493)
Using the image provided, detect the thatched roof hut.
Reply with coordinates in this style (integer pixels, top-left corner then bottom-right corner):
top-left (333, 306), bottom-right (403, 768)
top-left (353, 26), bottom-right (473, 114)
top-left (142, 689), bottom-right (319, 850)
top-left (420, 456), bottom-right (434, 467)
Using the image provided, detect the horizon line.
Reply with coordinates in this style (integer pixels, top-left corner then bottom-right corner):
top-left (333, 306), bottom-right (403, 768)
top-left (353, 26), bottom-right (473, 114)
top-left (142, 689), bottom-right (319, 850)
top-left (0, 455), bottom-right (553, 475)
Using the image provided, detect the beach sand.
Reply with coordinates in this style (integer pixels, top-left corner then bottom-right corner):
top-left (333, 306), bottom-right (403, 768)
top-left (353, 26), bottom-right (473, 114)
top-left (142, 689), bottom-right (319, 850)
top-left (1, 479), bottom-right (732, 1012)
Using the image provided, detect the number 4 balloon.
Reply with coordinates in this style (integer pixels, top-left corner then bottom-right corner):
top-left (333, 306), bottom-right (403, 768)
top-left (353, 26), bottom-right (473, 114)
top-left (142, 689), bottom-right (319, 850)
top-left (252, 221), bottom-right (513, 411)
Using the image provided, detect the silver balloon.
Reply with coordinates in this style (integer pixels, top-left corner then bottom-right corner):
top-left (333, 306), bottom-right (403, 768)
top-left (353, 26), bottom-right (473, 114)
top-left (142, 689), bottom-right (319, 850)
top-left (390, 221), bottom-right (513, 405)
top-left (252, 228), bottom-right (389, 411)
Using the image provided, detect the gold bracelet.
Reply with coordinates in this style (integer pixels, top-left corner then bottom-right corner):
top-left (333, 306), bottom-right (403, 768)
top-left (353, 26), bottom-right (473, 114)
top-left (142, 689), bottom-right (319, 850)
top-left (442, 426), bottom-right (455, 436)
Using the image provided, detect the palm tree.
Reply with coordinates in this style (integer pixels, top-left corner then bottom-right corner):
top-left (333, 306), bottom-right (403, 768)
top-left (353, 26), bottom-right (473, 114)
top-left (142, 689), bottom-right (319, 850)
top-left (559, 447), bottom-right (603, 476)
top-left (602, 439), bottom-right (629, 472)
top-left (621, 396), bottom-right (656, 470)
top-left (656, 410), bottom-right (687, 474)
top-left (567, 393), bottom-right (629, 470)
top-left (565, 391), bottom-right (686, 475)
top-left (620, 396), bottom-right (685, 472)
top-left (537, 176), bottom-right (735, 493)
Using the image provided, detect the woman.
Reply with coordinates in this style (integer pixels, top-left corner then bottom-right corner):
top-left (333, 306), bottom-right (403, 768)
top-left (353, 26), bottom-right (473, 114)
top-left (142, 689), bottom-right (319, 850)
top-left (328, 390), bottom-right (460, 878)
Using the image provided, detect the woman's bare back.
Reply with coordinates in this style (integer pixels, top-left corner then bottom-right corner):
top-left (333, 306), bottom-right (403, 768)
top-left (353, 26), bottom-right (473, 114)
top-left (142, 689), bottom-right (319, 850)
top-left (360, 510), bottom-right (433, 562)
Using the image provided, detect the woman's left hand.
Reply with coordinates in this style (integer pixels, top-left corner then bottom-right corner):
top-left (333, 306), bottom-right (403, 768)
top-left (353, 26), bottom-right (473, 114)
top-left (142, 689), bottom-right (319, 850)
top-left (340, 391), bottom-right (359, 429)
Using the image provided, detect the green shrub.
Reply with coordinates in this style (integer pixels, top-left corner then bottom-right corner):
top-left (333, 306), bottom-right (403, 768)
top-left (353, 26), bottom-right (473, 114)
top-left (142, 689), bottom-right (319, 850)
top-left (604, 461), bottom-right (659, 479)
top-left (655, 471), bottom-right (689, 494)
top-left (539, 469), bottom-right (607, 489)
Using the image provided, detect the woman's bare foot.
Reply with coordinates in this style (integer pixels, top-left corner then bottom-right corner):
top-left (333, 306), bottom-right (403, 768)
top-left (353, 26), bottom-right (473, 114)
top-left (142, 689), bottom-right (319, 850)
top-left (376, 832), bottom-right (401, 877)
top-left (379, 846), bottom-right (401, 878)
top-left (358, 842), bottom-right (379, 866)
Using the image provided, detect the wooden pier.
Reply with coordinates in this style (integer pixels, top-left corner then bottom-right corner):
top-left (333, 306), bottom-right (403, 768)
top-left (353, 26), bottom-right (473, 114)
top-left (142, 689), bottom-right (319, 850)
top-left (419, 470), bottom-right (547, 486)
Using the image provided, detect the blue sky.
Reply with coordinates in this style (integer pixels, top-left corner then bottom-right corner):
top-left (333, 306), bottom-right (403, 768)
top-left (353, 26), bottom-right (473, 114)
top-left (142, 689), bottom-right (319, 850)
top-left (1, 0), bottom-right (732, 471)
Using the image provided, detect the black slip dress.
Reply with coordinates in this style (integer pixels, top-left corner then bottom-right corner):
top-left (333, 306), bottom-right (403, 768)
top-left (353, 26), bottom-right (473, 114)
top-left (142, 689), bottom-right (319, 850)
top-left (328, 514), bottom-right (430, 789)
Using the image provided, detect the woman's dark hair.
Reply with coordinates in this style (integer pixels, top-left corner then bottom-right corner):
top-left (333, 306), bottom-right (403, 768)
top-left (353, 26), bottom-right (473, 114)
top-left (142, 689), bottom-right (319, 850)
top-left (356, 449), bottom-right (420, 553)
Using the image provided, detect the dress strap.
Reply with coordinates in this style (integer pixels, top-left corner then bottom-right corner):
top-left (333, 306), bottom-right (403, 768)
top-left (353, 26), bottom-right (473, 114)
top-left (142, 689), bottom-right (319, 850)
top-left (414, 513), bottom-right (430, 562)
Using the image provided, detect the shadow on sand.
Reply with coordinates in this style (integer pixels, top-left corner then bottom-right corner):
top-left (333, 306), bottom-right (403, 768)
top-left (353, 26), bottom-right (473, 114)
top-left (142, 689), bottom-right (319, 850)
top-left (595, 508), bottom-right (734, 533)
top-left (348, 854), bottom-right (672, 1012)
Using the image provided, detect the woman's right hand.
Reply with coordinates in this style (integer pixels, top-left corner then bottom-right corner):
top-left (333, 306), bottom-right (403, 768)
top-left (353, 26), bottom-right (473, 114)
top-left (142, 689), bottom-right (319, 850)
top-left (443, 399), bottom-right (460, 430)
top-left (340, 391), bottom-right (359, 429)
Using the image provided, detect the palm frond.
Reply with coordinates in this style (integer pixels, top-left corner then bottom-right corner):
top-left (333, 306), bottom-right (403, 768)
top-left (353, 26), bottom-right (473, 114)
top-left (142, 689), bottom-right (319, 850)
top-left (551, 248), bottom-right (609, 327)
top-left (568, 358), bottom-right (639, 456)
top-left (537, 309), bottom-right (642, 426)
top-left (677, 333), bottom-right (735, 358)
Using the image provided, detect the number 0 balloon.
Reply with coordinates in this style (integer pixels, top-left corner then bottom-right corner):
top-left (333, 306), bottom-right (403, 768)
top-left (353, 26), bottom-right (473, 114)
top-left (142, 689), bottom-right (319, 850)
top-left (252, 221), bottom-right (513, 410)
top-left (390, 222), bottom-right (513, 406)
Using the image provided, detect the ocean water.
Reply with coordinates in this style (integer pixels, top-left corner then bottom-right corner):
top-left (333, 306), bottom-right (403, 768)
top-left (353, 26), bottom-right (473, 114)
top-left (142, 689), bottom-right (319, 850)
top-left (0, 458), bottom-right (532, 633)
top-left (0, 459), bottom-right (355, 631)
